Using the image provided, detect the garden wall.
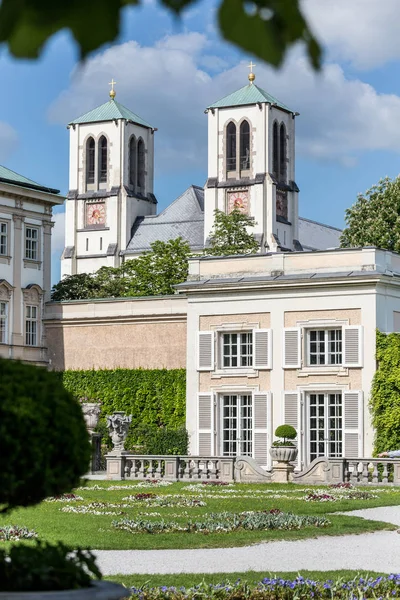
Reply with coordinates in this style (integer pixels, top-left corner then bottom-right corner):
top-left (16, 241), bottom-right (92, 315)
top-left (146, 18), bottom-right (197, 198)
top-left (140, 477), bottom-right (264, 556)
top-left (44, 295), bottom-right (188, 371)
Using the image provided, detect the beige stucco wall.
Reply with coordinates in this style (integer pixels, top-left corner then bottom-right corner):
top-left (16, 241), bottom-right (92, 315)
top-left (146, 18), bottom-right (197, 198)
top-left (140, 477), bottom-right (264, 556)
top-left (199, 312), bottom-right (271, 392)
top-left (45, 295), bottom-right (187, 371)
top-left (284, 308), bottom-right (362, 389)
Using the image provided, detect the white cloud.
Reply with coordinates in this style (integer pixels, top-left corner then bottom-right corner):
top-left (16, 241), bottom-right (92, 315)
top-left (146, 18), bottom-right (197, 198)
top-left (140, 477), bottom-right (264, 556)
top-left (48, 32), bottom-right (400, 175)
top-left (0, 122), bottom-right (18, 162)
top-left (303, 0), bottom-right (400, 70)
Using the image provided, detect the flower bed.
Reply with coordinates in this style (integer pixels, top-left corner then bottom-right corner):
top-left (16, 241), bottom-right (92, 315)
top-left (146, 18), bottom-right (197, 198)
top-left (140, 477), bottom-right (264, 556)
top-left (128, 574), bottom-right (400, 599)
top-left (121, 494), bottom-right (206, 507)
top-left (304, 489), bottom-right (377, 502)
top-left (113, 510), bottom-right (330, 534)
top-left (45, 493), bottom-right (83, 502)
top-left (0, 525), bottom-right (37, 541)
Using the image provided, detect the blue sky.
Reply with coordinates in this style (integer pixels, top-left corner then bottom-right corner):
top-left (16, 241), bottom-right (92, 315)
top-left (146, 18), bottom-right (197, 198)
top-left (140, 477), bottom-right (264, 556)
top-left (1, 0), bottom-right (400, 284)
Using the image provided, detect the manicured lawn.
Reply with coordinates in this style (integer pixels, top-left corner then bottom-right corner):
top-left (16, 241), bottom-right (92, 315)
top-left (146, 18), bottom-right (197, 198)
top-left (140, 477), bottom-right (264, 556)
top-left (107, 570), bottom-right (386, 590)
top-left (1, 481), bottom-right (399, 550)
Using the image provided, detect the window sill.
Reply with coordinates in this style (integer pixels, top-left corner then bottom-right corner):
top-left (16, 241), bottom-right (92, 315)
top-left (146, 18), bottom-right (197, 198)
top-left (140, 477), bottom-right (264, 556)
top-left (0, 255), bottom-right (11, 265)
top-left (211, 369), bottom-right (258, 379)
top-left (298, 366), bottom-right (348, 377)
top-left (23, 259), bottom-right (41, 270)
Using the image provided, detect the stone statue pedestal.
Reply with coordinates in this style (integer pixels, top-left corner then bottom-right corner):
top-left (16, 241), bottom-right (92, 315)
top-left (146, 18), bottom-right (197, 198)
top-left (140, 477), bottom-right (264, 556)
top-left (271, 461), bottom-right (295, 483)
top-left (90, 432), bottom-right (103, 473)
top-left (106, 451), bottom-right (129, 480)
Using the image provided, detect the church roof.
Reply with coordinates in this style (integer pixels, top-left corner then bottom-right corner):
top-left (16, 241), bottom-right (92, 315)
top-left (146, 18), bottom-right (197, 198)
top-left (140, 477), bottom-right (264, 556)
top-left (124, 186), bottom-right (204, 255)
top-left (0, 164), bottom-right (60, 195)
top-left (69, 99), bottom-right (153, 128)
top-left (208, 84), bottom-right (292, 112)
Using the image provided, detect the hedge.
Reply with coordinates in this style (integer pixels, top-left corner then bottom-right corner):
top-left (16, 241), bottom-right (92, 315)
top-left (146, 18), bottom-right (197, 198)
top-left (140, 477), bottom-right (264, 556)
top-left (61, 368), bottom-right (187, 454)
top-left (370, 331), bottom-right (400, 454)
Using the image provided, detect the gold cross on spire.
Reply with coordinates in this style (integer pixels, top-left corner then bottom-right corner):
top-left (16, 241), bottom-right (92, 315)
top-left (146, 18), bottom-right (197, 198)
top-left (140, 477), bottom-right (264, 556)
top-left (109, 78), bottom-right (117, 99)
top-left (248, 61), bottom-right (256, 84)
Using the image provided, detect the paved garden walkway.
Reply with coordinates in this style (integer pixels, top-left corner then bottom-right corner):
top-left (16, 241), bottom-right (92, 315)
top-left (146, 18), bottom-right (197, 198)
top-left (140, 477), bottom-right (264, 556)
top-left (95, 506), bottom-right (400, 575)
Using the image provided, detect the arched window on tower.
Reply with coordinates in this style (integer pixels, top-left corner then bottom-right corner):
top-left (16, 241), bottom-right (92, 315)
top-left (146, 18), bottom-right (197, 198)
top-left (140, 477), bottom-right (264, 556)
top-left (129, 136), bottom-right (136, 188)
top-left (226, 121), bottom-right (237, 173)
top-left (279, 123), bottom-right (287, 183)
top-left (272, 122), bottom-right (279, 180)
top-left (240, 120), bottom-right (250, 171)
top-left (99, 136), bottom-right (108, 184)
top-left (86, 137), bottom-right (95, 185)
top-left (137, 138), bottom-right (145, 191)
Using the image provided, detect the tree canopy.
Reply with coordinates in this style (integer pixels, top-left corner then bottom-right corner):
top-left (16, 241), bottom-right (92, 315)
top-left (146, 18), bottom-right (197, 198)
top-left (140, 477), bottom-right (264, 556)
top-left (51, 237), bottom-right (191, 301)
top-left (340, 176), bottom-right (400, 253)
top-left (206, 208), bottom-right (259, 256)
top-left (0, 0), bottom-right (321, 69)
top-left (52, 210), bottom-right (260, 301)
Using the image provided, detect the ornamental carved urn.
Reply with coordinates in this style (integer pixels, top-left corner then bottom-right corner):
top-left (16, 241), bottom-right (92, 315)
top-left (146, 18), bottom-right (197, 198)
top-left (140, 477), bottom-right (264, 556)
top-left (106, 411), bottom-right (132, 453)
top-left (269, 446), bottom-right (298, 463)
top-left (81, 401), bottom-right (101, 435)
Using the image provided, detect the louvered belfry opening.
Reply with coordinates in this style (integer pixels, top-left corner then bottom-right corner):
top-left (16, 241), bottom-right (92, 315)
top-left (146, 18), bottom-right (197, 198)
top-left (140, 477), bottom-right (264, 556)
top-left (226, 121), bottom-right (237, 173)
top-left (240, 120), bottom-right (250, 171)
top-left (137, 138), bottom-right (145, 191)
top-left (129, 135), bottom-right (136, 188)
top-left (86, 137), bottom-right (95, 185)
top-left (99, 135), bottom-right (108, 184)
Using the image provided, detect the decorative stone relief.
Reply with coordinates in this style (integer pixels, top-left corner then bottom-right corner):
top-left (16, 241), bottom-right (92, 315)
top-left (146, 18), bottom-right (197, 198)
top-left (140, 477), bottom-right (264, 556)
top-left (106, 411), bottom-right (132, 453)
top-left (22, 286), bottom-right (43, 304)
top-left (0, 282), bottom-right (12, 300)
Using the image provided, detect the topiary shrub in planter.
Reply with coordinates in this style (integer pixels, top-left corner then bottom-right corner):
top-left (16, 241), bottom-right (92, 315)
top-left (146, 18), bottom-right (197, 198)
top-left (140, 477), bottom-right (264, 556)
top-left (0, 358), bottom-right (126, 599)
top-left (270, 424), bottom-right (298, 462)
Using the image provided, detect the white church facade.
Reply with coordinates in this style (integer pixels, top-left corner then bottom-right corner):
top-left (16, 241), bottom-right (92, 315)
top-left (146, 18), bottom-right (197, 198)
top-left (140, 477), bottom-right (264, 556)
top-left (45, 73), bottom-right (400, 468)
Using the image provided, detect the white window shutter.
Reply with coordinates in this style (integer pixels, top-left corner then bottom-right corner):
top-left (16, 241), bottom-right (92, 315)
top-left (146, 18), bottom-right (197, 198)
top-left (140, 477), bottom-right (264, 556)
top-left (284, 391), bottom-right (301, 467)
top-left (197, 331), bottom-right (214, 371)
top-left (283, 328), bottom-right (301, 368)
top-left (253, 329), bottom-right (272, 369)
top-left (343, 326), bottom-right (363, 368)
top-left (343, 391), bottom-right (363, 458)
top-left (253, 392), bottom-right (270, 467)
top-left (198, 393), bottom-right (214, 455)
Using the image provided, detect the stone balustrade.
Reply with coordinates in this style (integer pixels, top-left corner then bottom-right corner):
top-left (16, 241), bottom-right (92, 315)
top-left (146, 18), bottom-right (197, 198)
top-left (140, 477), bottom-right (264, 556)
top-left (104, 453), bottom-right (400, 485)
top-left (106, 453), bottom-right (237, 481)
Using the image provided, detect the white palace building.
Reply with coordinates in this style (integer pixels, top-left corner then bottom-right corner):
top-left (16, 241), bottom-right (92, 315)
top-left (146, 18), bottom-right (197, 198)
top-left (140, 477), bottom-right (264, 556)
top-left (4, 70), bottom-right (400, 470)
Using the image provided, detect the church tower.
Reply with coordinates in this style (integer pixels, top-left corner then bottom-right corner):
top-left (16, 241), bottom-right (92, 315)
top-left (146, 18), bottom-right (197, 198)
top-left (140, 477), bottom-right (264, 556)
top-left (204, 66), bottom-right (300, 252)
top-left (61, 81), bottom-right (157, 277)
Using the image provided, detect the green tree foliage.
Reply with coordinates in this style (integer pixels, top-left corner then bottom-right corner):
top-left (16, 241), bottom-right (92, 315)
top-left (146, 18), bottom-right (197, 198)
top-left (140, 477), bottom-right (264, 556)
top-left (0, 358), bottom-right (91, 512)
top-left (51, 238), bottom-right (191, 302)
top-left (62, 368), bottom-right (187, 453)
top-left (340, 176), bottom-right (400, 252)
top-left (206, 208), bottom-right (259, 256)
top-left (0, 0), bottom-right (321, 69)
top-left (370, 331), bottom-right (400, 455)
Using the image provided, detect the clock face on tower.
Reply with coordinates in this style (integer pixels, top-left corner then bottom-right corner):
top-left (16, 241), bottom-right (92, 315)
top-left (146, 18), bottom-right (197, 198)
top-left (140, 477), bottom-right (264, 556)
top-left (86, 202), bottom-right (106, 227)
top-left (227, 190), bottom-right (249, 214)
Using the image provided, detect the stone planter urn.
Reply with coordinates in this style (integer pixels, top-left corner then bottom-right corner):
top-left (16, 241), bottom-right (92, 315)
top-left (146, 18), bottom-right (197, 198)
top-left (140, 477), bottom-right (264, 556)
top-left (106, 411), bottom-right (132, 453)
top-left (81, 402), bottom-right (101, 435)
top-left (0, 580), bottom-right (127, 600)
top-left (270, 446), bottom-right (298, 463)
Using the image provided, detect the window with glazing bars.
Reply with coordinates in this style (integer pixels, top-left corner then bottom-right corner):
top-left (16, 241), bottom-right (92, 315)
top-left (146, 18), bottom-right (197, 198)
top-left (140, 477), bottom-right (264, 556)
top-left (222, 332), bottom-right (253, 368)
top-left (25, 305), bottom-right (37, 346)
top-left (308, 329), bottom-right (342, 365)
top-left (0, 302), bottom-right (7, 343)
top-left (226, 122), bottom-right (236, 171)
top-left (0, 222), bottom-right (7, 255)
top-left (25, 227), bottom-right (38, 260)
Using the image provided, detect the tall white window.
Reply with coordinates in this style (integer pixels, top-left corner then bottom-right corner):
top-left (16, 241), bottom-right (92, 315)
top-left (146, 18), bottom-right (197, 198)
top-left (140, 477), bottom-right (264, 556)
top-left (222, 332), bottom-right (253, 368)
top-left (0, 302), bottom-right (7, 343)
top-left (307, 329), bottom-right (342, 366)
top-left (25, 227), bottom-right (39, 261)
top-left (25, 305), bottom-right (38, 346)
top-left (308, 393), bottom-right (343, 462)
top-left (0, 222), bottom-right (7, 255)
top-left (221, 394), bottom-right (253, 456)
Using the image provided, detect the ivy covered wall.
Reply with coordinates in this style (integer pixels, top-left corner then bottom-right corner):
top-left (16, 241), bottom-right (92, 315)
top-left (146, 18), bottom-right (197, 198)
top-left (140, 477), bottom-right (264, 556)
top-left (62, 368), bottom-right (187, 454)
top-left (371, 331), bottom-right (400, 454)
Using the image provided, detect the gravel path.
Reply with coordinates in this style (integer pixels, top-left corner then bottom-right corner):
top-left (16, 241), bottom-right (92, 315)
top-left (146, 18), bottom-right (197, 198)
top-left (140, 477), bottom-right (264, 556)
top-left (95, 506), bottom-right (400, 575)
